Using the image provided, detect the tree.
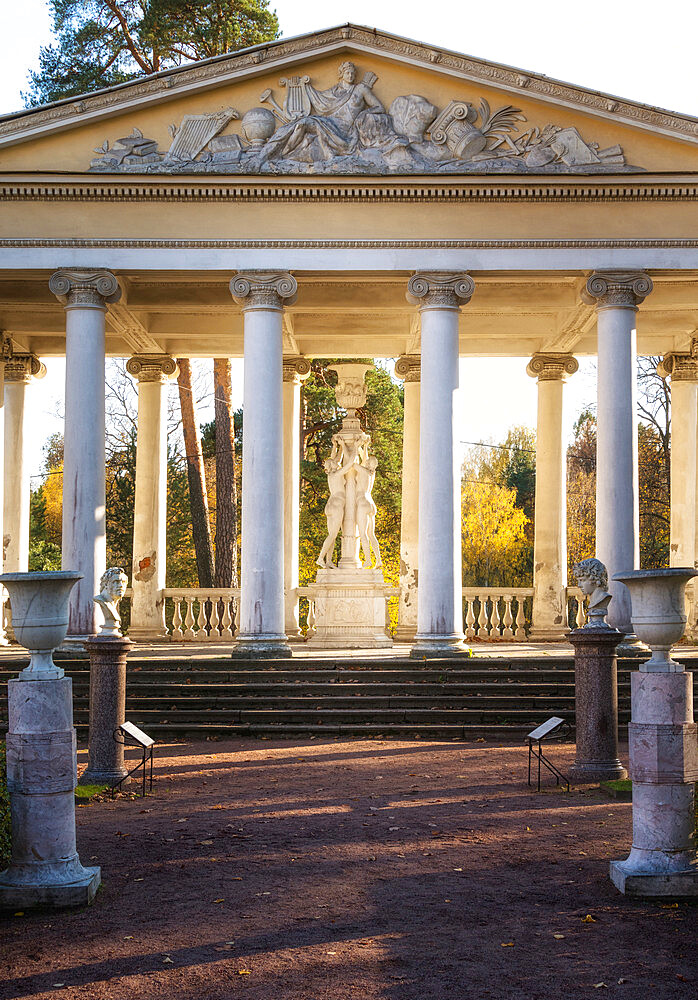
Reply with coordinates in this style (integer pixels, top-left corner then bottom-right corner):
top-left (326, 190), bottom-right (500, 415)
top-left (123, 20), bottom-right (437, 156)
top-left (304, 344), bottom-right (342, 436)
top-left (177, 358), bottom-right (215, 588)
top-left (212, 358), bottom-right (238, 587)
top-left (461, 479), bottom-right (529, 587)
top-left (24, 0), bottom-right (280, 106)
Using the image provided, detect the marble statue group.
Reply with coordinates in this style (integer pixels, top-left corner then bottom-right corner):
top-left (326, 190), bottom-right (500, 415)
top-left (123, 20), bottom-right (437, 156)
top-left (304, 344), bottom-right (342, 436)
top-left (317, 430), bottom-right (381, 570)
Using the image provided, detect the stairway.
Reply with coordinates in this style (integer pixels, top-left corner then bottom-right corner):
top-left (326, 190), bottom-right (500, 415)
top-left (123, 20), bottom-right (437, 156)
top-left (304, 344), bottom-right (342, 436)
top-left (2, 653), bottom-right (697, 740)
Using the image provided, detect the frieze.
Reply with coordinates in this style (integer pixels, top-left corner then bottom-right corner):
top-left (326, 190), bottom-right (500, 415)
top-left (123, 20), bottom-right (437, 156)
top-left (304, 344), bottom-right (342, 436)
top-left (4, 237), bottom-right (698, 250)
top-left (88, 60), bottom-right (637, 177)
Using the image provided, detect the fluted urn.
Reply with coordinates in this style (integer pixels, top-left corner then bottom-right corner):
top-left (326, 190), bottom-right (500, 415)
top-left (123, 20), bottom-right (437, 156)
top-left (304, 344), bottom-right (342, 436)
top-left (612, 568), bottom-right (697, 671)
top-left (0, 571), bottom-right (82, 679)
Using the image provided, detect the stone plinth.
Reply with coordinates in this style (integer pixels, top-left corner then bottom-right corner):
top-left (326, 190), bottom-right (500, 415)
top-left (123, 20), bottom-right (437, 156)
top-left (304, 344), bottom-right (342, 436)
top-left (610, 668), bottom-right (698, 898)
top-left (80, 636), bottom-right (133, 786)
top-left (0, 676), bottom-right (100, 910)
top-left (307, 568), bottom-right (393, 648)
top-left (568, 626), bottom-right (627, 782)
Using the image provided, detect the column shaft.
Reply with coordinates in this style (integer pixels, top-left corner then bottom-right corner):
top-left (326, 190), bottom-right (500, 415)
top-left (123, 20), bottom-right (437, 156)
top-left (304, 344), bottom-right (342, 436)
top-left (4, 357), bottom-right (46, 573)
top-left (527, 355), bottom-right (578, 639)
top-left (395, 356), bottom-right (420, 641)
top-left (127, 356), bottom-right (177, 639)
top-left (583, 272), bottom-right (652, 634)
top-left (231, 272), bottom-right (296, 657)
top-left (282, 357), bottom-right (310, 639)
top-left (407, 273), bottom-right (474, 656)
top-left (50, 270), bottom-right (120, 638)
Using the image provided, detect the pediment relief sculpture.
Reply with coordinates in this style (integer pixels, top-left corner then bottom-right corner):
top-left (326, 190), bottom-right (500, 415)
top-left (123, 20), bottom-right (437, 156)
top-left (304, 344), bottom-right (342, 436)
top-left (89, 60), bottom-right (637, 176)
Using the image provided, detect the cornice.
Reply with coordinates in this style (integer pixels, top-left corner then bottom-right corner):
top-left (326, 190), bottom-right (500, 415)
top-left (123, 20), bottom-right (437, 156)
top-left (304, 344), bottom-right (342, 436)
top-left (1, 176), bottom-right (698, 204)
top-left (1, 24), bottom-right (696, 148)
top-left (4, 237), bottom-right (698, 251)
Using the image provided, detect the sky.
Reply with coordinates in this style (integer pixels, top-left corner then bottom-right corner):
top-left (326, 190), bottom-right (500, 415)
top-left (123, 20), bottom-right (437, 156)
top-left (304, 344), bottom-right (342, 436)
top-left (2, 0), bottom-right (693, 475)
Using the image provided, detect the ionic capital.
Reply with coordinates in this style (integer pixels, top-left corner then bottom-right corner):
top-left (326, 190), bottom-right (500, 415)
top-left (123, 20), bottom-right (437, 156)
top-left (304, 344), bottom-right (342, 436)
top-left (4, 353), bottom-right (47, 384)
top-left (582, 271), bottom-right (653, 310)
top-left (283, 355), bottom-right (312, 383)
top-left (526, 353), bottom-right (579, 381)
top-left (395, 355), bottom-right (421, 382)
top-left (407, 272), bottom-right (475, 310)
top-left (126, 354), bottom-right (179, 384)
top-left (49, 269), bottom-right (121, 308)
top-left (230, 271), bottom-right (297, 310)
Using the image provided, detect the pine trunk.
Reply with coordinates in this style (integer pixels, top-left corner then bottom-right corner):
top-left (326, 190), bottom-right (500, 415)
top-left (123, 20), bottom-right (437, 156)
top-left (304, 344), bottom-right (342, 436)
top-left (176, 358), bottom-right (215, 588)
top-left (213, 358), bottom-right (238, 587)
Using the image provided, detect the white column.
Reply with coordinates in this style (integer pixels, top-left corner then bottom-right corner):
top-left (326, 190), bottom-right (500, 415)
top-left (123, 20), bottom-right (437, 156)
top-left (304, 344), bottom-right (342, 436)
top-left (230, 271), bottom-right (297, 658)
top-left (395, 354), bottom-right (420, 641)
top-left (0, 336), bottom-right (11, 645)
top-left (407, 272), bottom-right (474, 657)
top-left (282, 356), bottom-right (311, 640)
top-left (126, 355), bottom-right (178, 640)
top-left (583, 271), bottom-right (653, 634)
top-left (50, 269), bottom-right (120, 639)
top-left (527, 353), bottom-right (578, 640)
top-left (659, 349), bottom-right (698, 635)
top-left (3, 355), bottom-right (46, 572)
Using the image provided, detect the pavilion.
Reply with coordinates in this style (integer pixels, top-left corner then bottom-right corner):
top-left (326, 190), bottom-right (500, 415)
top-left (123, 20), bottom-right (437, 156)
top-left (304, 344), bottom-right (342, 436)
top-left (0, 24), bottom-right (697, 655)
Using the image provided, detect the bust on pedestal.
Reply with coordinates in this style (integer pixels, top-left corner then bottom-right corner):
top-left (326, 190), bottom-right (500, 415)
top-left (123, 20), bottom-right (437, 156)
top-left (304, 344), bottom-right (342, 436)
top-left (307, 364), bottom-right (392, 648)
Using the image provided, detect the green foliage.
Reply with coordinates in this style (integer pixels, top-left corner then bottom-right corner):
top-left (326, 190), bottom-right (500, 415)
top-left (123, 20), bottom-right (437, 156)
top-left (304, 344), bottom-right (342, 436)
top-left (0, 742), bottom-right (10, 871)
top-left (74, 784), bottom-right (109, 799)
top-left (24, 0), bottom-right (280, 107)
top-left (28, 539), bottom-right (63, 571)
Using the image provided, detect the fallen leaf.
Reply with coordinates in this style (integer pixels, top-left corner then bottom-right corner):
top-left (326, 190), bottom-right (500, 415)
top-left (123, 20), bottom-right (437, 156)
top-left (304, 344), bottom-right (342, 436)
top-left (388, 827), bottom-right (399, 832)
top-left (162, 957), bottom-right (174, 964)
top-left (133, 878), bottom-right (144, 882)
top-left (200, 840), bottom-right (214, 846)
top-left (677, 975), bottom-right (689, 982)
top-left (500, 942), bottom-right (514, 947)
top-left (13, 912), bottom-right (24, 917)
top-left (594, 984), bottom-right (607, 989)
top-left (213, 898), bottom-right (225, 903)
top-left (52, 985), bottom-right (65, 989)
top-left (124, 935), bottom-right (134, 940)
top-left (453, 868), bottom-right (463, 872)
top-left (582, 914), bottom-right (596, 923)
top-left (661, 902), bottom-right (679, 909)
top-left (326, 951), bottom-right (337, 955)
top-left (553, 934), bottom-right (565, 940)
top-left (238, 969), bottom-right (251, 975)
top-left (618, 979), bottom-right (627, 985)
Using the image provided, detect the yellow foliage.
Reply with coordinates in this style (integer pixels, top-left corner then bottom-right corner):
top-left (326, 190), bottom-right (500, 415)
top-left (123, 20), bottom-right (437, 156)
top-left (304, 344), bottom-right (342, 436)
top-left (461, 479), bottom-right (528, 587)
top-left (41, 464), bottom-right (63, 546)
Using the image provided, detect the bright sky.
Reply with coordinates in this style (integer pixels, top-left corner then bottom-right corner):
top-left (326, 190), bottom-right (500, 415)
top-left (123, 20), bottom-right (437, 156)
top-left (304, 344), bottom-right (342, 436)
top-left (2, 0), bottom-right (693, 475)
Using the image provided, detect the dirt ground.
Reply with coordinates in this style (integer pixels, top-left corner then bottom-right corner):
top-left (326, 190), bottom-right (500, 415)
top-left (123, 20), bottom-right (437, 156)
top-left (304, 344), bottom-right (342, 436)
top-left (1, 738), bottom-right (696, 1000)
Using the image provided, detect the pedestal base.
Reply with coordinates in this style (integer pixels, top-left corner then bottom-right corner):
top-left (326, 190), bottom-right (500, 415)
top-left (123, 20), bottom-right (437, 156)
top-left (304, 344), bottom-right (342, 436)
top-left (79, 767), bottom-right (128, 786)
top-left (230, 638), bottom-right (292, 659)
top-left (610, 860), bottom-right (698, 899)
top-left (307, 568), bottom-right (392, 649)
top-left (569, 761), bottom-right (628, 783)
top-left (0, 864), bottom-right (101, 910)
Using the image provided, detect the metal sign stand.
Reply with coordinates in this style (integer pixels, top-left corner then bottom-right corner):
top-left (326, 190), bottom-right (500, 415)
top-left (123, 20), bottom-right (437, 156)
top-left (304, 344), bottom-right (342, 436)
top-left (112, 721), bottom-right (155, 798)
top-left (527, 717), bottom-right (571, 792)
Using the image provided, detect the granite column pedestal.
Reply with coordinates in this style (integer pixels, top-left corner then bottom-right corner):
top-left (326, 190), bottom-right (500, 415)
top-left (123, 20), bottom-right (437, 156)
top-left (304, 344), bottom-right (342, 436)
top-left (0, 676), bottom-right (100, 909)
top-left (80, 636), bottom-right (133, 786)
top-left (568, 626), bottom-right (627, 782)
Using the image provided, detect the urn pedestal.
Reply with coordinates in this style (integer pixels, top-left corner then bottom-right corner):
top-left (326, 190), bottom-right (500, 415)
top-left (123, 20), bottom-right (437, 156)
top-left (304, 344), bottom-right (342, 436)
top-left (80, 635), bottom-right (133, 786)
top-left (0, 571), bottom-right (101, 910)
top-left (306, 568), bottom-right (393, 649)
top-left (610, 568), bottom-right (698, 899)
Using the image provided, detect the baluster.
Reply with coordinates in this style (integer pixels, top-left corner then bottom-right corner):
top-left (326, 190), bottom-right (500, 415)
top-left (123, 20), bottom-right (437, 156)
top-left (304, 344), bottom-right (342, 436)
top-left (234, 599), bottom-right (241, 635)
top-left (491, 595), bottom-right (503, 638)
top-left (575, 594), bottom-right (586, 628)
top-left (172, 597), bottom-right (184, 641)
top-left (197, 599), bottom-right (208, 640)
top-left (307, 599), bottom-right (316, 636)
top-left (220, 595), bottom-right (233, 641)
top-left (208, 598), bottom-right (221, 640)
top-left (514, 597), bottom-right (526, 639)
top-left (502, 596), bottom-right (514, 639)
top-left (183, 596), bottom-right (196, 640)
top-left (465, 598), bottom-right (476, 639)
top-left (477, 596), bottom-right (489, 638)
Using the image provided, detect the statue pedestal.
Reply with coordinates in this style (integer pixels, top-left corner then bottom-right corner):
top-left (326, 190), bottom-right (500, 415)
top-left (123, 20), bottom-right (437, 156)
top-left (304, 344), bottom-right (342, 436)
top-left (306, 568), bottom-right (393, 649)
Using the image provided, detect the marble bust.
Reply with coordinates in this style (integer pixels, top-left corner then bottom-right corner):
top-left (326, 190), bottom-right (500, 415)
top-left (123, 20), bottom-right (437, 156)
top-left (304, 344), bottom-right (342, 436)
top-left (94, 566), bottom-right (129, 638)
top-left (574, 557), bottom-right (612, 628)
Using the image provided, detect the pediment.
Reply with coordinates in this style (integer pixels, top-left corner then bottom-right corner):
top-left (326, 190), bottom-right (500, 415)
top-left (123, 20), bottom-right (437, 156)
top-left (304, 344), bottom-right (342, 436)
top-left (1, 24), bottom-right (697, 176)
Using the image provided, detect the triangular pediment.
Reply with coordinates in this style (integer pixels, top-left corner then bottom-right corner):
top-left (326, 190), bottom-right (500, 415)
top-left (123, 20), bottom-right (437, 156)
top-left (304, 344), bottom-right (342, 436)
top-left (1, 23), bottom-right (697, 176)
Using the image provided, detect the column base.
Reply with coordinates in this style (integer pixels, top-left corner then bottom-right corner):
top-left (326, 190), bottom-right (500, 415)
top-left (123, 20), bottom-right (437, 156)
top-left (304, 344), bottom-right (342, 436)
top-left (410, 634), bottom-right (471, 659)
top-left (127, 627), bottom-right (169, 642)
top-left (610, 859), bottom-right (698, 899)
top-left (0, 861), bottom-right (101, 911)
top-left (231, 636), bottom-right (292, 659)
top-left (285, 630), bottom-right (306, 644)
top-left (393, 626), bottom-right (417, 643)
top-left (79, 767), bottom-right (129, 787)
top-left (528, 628), bottom-right (569, 642)
top-left (569, 761), bottom-right (628, 783)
